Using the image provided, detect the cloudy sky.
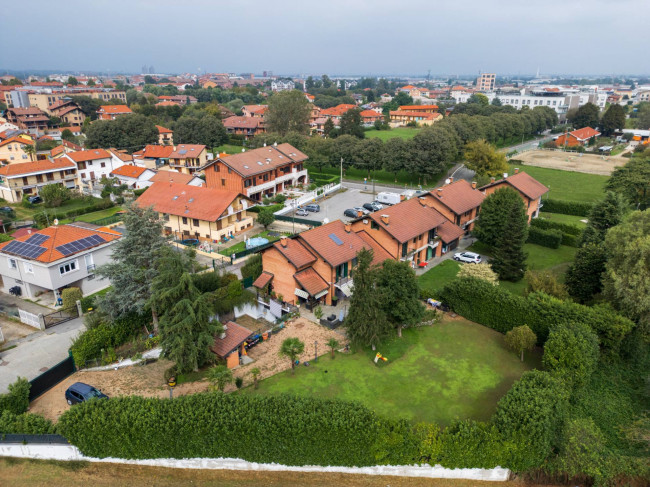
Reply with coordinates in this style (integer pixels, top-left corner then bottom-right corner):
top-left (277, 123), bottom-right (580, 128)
top-left (3, 0), bottom-right (648, 76)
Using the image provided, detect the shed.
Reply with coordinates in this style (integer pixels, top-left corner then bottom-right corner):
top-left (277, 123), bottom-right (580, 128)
top-left (211, 321), bottom-right (253, 369)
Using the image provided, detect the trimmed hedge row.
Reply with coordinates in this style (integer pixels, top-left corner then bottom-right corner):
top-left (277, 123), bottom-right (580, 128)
top-left (438, 277), bottom-right (635, 350)
top-left (530, 219), bottom-right (582, 247)
top-left (527, 226), bottom-right (563, 249)
top-left (0, 377), bottom-right (30, 415)
top-left (58, 393), bottom-right (416, 467)
top-left (247, 203), bottom-right (284, 214)
top-left (542, 198), bottom-right (593, 216)
top-left (531, 218), bottom-right (582, 236)
top-left (0, 410), bottom-right (55, 434)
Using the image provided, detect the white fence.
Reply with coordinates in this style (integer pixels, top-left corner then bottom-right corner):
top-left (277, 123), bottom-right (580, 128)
top-left (18, 309), bottom-right (42, 330)
top-left (275, 183), bottom-right (341, 216)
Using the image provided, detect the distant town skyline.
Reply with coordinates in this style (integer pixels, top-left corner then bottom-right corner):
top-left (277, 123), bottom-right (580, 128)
top-left (2, 0), bottom-right (649, 76)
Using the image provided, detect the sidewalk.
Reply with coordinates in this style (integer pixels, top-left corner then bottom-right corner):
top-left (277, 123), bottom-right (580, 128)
top-left (414, 235), bottom-right (477, 276)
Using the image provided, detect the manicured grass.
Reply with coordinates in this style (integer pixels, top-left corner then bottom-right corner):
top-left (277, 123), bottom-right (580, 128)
top-left (508, 163), bottom-right (608, 203)
top-left (246, 316), bottom-right (541, 425)
top-left (214, 144), bottom-right (244, 155)
top-left (365, 127), bottom-right (422, 141)
top-left (309, 163), bottom-right (451, 188)
top-left (61, 206), bottom-right (123, 224)
top-left (539, 212), bottom-right (587, 227)
top-left (218, 230), bottom-right (287, 256)
top-left (418, 259), bottom-right (461, 295)
top-left (10, 197), bottom-right (109, 221)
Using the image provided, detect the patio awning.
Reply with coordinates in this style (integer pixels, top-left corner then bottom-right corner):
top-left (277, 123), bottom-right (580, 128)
top-left (294, 288), bottom-right (309, 299)
top-left (252, 271), bottom-right (273, 289)
top-left (314, 289), bottom-right (329, 299)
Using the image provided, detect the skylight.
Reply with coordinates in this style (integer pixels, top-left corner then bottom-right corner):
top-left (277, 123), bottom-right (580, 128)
top-left (328, 233), bottom-right (343, 246)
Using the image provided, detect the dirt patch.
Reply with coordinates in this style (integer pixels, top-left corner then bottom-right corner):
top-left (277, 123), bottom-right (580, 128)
top-left (29, 317), bottom-right (346, 422)
top-left (0, 317), bottom-right (38, 343)
top-left (516, 150), bottom-right (626, 175)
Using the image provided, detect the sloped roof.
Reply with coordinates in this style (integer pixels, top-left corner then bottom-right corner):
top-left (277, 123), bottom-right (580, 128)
top-left (110, 165), bottom-right (149, 179)
top-left (570, 127), bottom-right (600, 140)
top-left (98, 105), bottom-right (132, 114)
top-left (252, 271), bottom-right (273, 289)
top-left (369, 198), bottom-right (447, 243)
top-left (272, 238), bottom-right (316, 269)
top-left (436, 220), bottom-right (465, 244)
top-left (480, 171), bottom-right (549, 200)
top-left (294, 267), bottom-right (329, 296)
top-left (169, 144), bottom-right (206, 159)
top-left (65, 149), bottom-right (111, 162)
top-left (0, 136), bottom-right (34, 148)
top-left (211, 321), bottom-right (252, 358)
top-left (211, 144), bottom-right (307, 178)
top-left (223, 116), bottom-right (263, 129)
top-left (109, 149), bottom-right (133, 162)
top-left (321, 104), bottom-right (356, 117)
top-left (149, 170), bottom-right (195, 185)
top-left (428, 180), bottom-right (485, 215)
top-left (398, 105), bottom-right (439, 111)
top-left (0, 158), bottom-right (76, 177)
top-left (140, 145), bottom-right (174, 159)
top-left (156, 125), bottom-right (173, 134)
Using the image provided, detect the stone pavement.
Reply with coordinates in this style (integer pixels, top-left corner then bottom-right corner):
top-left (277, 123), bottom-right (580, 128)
top-left (414, 234), bottom-right (478, 276)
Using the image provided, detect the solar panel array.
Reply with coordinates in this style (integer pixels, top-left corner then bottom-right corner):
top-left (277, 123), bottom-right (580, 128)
top-left (3, 240), bottom-right (47, 259)
top-left (25, 234), bottom-right (50, 245)
top-left (56, 235), bottom-right (106, 256)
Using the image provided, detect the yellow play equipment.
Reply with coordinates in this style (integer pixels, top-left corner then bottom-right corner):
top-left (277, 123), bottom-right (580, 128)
top-left (374, 352), bottom-right (388, 363)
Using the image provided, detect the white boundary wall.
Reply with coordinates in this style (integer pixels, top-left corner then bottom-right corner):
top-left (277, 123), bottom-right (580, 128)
top-left (0, 444), bottom-right (510, 481)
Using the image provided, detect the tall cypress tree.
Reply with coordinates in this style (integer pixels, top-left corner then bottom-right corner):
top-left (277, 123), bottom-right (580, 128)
top-left (580, 191), bottom-right (626, 246)
top-left (491, 195), bottom-right (528, 281)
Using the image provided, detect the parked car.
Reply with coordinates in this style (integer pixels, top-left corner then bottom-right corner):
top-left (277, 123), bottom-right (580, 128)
top-left (0, 206), bottom-right (15, 217)
top-left (353, 206), bottom-right (370, 215)
top-left (295, 207), bottom-right (309, 216)
top-left (363, 202), bottom-right (383, 212)
top-left (27, 195), bottom-right (42, 204)
top-left (65, 382), bottom-right (108, 405)
top-left (453, 251), bottom-right (482, 264)
top-left (304, 203), bottom-right (320, 212)
top-left (343, 208), bottom-right (359, 218)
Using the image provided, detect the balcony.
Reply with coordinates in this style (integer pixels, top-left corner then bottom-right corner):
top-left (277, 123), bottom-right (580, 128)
top-left (246, 169), bottom-right (308, 197)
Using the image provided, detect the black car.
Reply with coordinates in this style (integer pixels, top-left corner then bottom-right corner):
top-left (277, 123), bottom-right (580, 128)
top-left (65, 382), bottom-right (108, 405)
top-left (27, 195), bottom-right (42, 204)
top-left (343, 208), bottom-right (359, 218)
top-left (0, 206), bottom-right (15, 217)
top-left (304, 203), bottom-right (320, 212)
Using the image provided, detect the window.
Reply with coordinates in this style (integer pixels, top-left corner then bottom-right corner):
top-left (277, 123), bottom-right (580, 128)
top-left (182, 217), bottom-right (188, 225)
top-left (244, 179), bottom-right (252, 188)
top-left (192, 219), bottom-right (200, 226)
top-left (23, 262), bottom-right (33, 274)
top-left (100, 162), bottom-right (106, 168)
top-left (84, 254), bottom-right (94, 270)
top-left (227, 168), bottom-right (232, 174)
top-left (59, 260), bottom-right (77, 275)
top-left (428, 229), bottom-right (436, 241)
top-left (401, 243), bottom-right (408, 258)
top-left (371, 221), bottom-right (379, 230)
top-left (8, 258), bottom-right (17, 269)
top-left (163, 213), bottom-right (170, 221)
top-left (214, 165), bottom-right (220, 172)
top-left (36, 174), bottom-right (43, 183)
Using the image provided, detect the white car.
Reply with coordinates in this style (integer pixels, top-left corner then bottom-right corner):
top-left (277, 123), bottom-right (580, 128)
top-left (453, 251), bottom-right (481, 264)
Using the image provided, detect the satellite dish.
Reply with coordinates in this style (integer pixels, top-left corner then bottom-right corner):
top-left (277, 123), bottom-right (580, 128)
top-left (53, 218), bottom-right (59, 226)
top-left (444, 178), bottom-right (451, 185)
top-left (322, 218), bottom-right (329, 224)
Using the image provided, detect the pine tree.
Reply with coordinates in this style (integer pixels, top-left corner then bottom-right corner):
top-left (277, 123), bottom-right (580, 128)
top-left (345, 249), bottom-right (392, 349)
top-left (490, 195), bottom-right (528, 281)
top-left (474, 187), bottom-right (524, 247)
top-left (580, 191), bottom-right (626, 246)
top-left (375, 259), bottom-right (424, 337)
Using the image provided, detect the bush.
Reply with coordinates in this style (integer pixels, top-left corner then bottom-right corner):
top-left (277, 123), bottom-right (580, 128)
top-left (240, 253), bottom-right (262, 281)
top-left (560, 233), bottom-right (580, 247)
top-left (61, 287), bottom-right (83, 310)
top-left (0, 377), bottom-right (30, 415)
top-left (530, 218), bottom-right (582, 236)
top-left (273, 194), bottom-right (287, 204)
top-left (133, 188), bottom-right (147, 197)
top-left (0, 233), bottom-right (13, 243)
top-left (0, 410), bottom-right (56, 434)
top-left (527, 226), bottom-right (562, 249)
top-left (543, 322), bottom-right (600, 387)
top-left (524, 270), bottom-right (568, 299)
top-left (57, 393), bottom-right (416, 467)
top-left (542, 199), bottom-right (593, 216)
top-left (40, 184), bottom-right (71, 207)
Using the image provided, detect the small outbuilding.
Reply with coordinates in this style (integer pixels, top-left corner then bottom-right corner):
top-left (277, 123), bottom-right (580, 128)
top-left (211, 321), bottom-right (253, 369)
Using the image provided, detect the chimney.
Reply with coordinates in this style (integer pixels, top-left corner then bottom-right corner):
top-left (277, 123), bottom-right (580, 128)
top-left (503, 173), bottom-right (508, 178)
top-left (280, 236), bottom-right (287, 247)
top-left (344, 223), bottom-right (351, 233)
top-left (437, 188), bottom-right (443, 197)
top-left (418, 197), bottom-right (426, 206)
top-left (449, 177), bottom-right (453, 183)
top-left (490, 177), bottom-right (495, 183)
top-left (381, 214), bottom-right (390, 225)
top-left (514, 167), bottom-right (519, 174)
top-left (356, 210), bottom-right (363, 218)
top-left (472, 181), bottom-right (477, 189)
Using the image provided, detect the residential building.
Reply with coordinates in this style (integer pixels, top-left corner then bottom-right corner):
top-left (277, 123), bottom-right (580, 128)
top-left (0, 223), bottom-right (121, 300)
top-left (241, 105), bottom-right (268, 118)
top-left (638, 91), bottom-right (650, 103)
top-left (157, 95), bottom-right (197, 105)
top-left (555, 127), bottom-right (600, 147)
top-left (168, 144), bottom-right (209, 174)
top-left (398, 105), bottom-right (440, 114)
top-left (271, 80), bottom-right (295, 92)
top-left (253, 220), bottom-right (392, 307)
top-left (359, 110), bottom-right (384, 126)
top-left (476, 73), bottom-right (496, 91)
top-left (135, 182), bottom-right (254, 242)
top-left (389, 110), bottom-right (442, 126)
top-left (133, 145), bottom-right (175, 169)
top-left (211, 321), bottom-right (253, 369)
top-left (156, 125), bottom-right (173, 145)
top-left (22, 89), bottom-right (127, 111)
top-left (479, 169), bottom-right (549, 221)
top-left (97, 105), bottom-right (133, 120)
top-left (223, 116), bottom-right (266, 138)
top-left (321, 104), bottom-right (356, 125)
top-left (5, 107), bottom-right (49, 135)
top-left (109, 165), bottom-right (156, 189)
top-left (421, 179), bottom-right (485, 232)
top-left (0, 136), bottom-right (36, 163)
top-left (398, 85), bottom-right (422, 98)
top-left (149, 170), bottom-right (204, 187)
top-left (50, 140), bottom-right (82, 159)
top-left (47, 99), bottom-right (86, 126)
top-left (0, 158), bottom-right (77, 203)
top-left (203, 143), bottom-right (308, 201)
top-left (64, 149), bottom-right (124, 184)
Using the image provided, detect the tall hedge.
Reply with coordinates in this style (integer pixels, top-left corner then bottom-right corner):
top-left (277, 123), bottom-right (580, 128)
top-left (527, 226), bottom-right (563, 249)
top-left (439, 277), bottom-right (635, 349)
top-left (57, 393), bottom-right (416, 467)
top-left (0, 410), bottom-right (55, 434)
top-left (0, 377), bottom-right (30, 415)
top-left (542, 199), bottom-right (593, 216)
top-left (530, 218), bottom-right (582, 236)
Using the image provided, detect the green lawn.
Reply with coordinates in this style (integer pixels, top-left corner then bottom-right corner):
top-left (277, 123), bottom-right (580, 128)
top-left (539, 212), bottom-right (587, 227)
top-left (418, 259), bottom-right (461, 295)
top-left (365, 127), bottom-right (422, 141)
top-left (218, 230), bottom-right (287, 255)
top-left (508, 163), bottom-right (608, 203)
top-left (10, 197), bottom-right (109, 222)
top-left (61, 206), bottom-right (123, 224)
top-left (308, 163), bottom-right (451, 188)
top-left (247, 316), bottom-right (541, 425)
top-left (214, 144), bottom-right (244, 155)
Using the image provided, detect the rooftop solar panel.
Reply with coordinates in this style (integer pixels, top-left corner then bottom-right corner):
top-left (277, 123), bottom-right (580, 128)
top-left (25, 234), bottom-right (50, 245)
top-left (55, 235), bottom-right (107, 256)
top-left (3, 240), bottom-right (47, 259)
top-left (328, 233), bottom-right (344, 246)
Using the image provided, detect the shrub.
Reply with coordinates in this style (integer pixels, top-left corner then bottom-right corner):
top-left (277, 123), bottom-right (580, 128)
top-left (133, 188), bottom-right (147, 197)
top-left (524, 270), bottom-right (568, 299)
top-left (541, 199), bottom-right (593, 216)
top-left (247, 203), bottom-right (283, 214)
top-left (530, 218), bottom-right (582, 236)
top-left (0, 410), bottom-right (55, 434)
top-left (40, 184), bottom-right (71, 207)
top-left (457, 262), bottom-right (498, 285)
top-left (240, 253), bottom-right (262, 281)
top-left (560, 233), bottom-right (580, 247)
top-left (543, 322), bottom-right (600, 387)
top-left (61, 287), bottom-right (83, 310)
top-left (527, 226), bottom-right (562, 249)
top-left (235, 377), bottom-right (244, 389)
top-left (0, 233), bottom-right (13, 243)
top-left (273, 194), bottom-right (287, 204)
top-left (0, 377), bottom-right (30, 415)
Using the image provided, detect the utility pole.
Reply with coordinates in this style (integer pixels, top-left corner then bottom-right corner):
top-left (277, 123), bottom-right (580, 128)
top-left (340, 157), bottom-right (343, 188)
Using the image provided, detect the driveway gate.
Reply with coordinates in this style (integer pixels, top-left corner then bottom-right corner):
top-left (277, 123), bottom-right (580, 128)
top-left (43, 306), bottom-right (79, 328)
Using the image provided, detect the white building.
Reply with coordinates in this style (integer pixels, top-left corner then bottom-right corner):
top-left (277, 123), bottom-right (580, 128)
top-left (64, 149), bottom-right (125, 186)
top-left (271, 80), bottom-right (295, 92)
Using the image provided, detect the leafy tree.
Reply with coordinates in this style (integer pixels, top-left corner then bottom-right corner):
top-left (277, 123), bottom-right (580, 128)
top-left (240, 253), bottom-right (262, 281)
top-left (565, 243), bottom-right (607, 303)
top-left (567, 102), bottom-right (600, 129)
top-left (323, 118), bottom-right (335, 137)
top-left (61, 287), bottom-right (82, 311)
top-left (208, 365), bottom-right (233, 392)
top-left (463, 139), bottom-right (509, 177)
top-left (600, 104), bottom-right (625, 136)
top-left (339, 108), bottom-right (365, 139)
top-left (542, 322), bottom-right (599, 386)
top-left (557, 418), bottom-right (609, 483)
top-left (375, 260), bottom-right (424, 337)
top-left (61, 129), bottom-right (75, 142)
top-left (636, 103), bottom-right (650, 130)
top-left (321, 74), bottom-right (333, 88)
top-left (468, 93), bottom-right (489, 106)
top-left (410, 125), bottom-right (457, 184)
top-left (355, 138), bottom-right (384, 178)
top-left (250, 367), bottom-right (261, 389)
top-left (39, 183), bottom-right (71, 207)
top-left (606, 157), bottom-right (650, 210)
top-left (505, 325), bottom-right (537, 361)
top-left (580, 191), bottom-right (626, 245)
top-left (257, 208), bottom-right (275, 229)
top-left (67, 76), bottom-right (79, 86)
top-left (85, 114), bottom-right (158, 152)
top-left (457, 262), bottom-right (499, 285)
top-left (524, 270), bottom-right (568, 299)
top-left (305, 76), bottom-right (315, 90)
top-left (23, 143), bottom-right (36, 162)
top-left (36, 139), bottom-right (58, 152)
top-left (144, 75), bottom-right (156, 85)
top-left (474, 187), bottom-right (526, 247)
top-left (327, 338), bottom-right (339, 359)
top-left (279, 337), bottom-right (305, 374)
top-left (491, 97), bottom-right (502, 106)
top-left (266, 90), bottom-right (311, 135)
top-left (96, 203), bottom-right (167, 330)
top-left (172, 114), bottom-right (227, 148)
top-left (603, 209), bottom-right (650, 335)
top-left (490, 190), bottom-right (528, 281)
top-left (345, 248), bottom-right (392, 350)
top-left (393, 91), bottom-right (413, 106)
top-left (384, 137), bottom-right (411, 181)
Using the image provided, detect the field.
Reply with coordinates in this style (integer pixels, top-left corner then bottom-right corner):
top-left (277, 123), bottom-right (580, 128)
top-left (365, 126), bottom-right (422, 141)
top-left (10, 197), bottom-right (107, 222)
top-left (214, 143), bottom-right (244, 155)
top-left (513, 149), bottom-right (624, 176)
top-left (508, 163), bottom-right (608, 203)
top-left (309, 163), bottom-right (451, 188)
top-left (417, 259), bottom-right (462, 295)
top-left (245, 315), bottom-right (540, 425)
top-left (538, 212), bottom-right (587, 227)
top-left (60, 206), bottom-right (123, 225)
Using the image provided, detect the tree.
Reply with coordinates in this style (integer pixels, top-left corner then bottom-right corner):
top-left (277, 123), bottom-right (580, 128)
top-left (491, 97), bottom-right (502, 107)
top-left (279, 337), bottom-right (304, 374)
top-left (250, 367), bottom-right (261, 389)
top-left (339, 108), bottom-right (365, 138)
top-left (96, 203), bottom-right (167, 331)
top-left (557, 418), bottom-right (608, 483)
top-left (61, 129), bottom-right (75, 142)
top-left (410, 125), bottom-right (457, 184)
top-left (490, 190), bottom-right (528, 281)
top-left (144, 75), bottom-right (156, 85)
top-left (256, 208), bottom-right (275, 229)
top-left (636, 104), bottom-right (650, 130)
top-left (23, 143), bottom-right (36, 162)
top-left (323, 118), bottom-right (335, 137)
top-left (39, 183), bottom-right (71, 207)
top-left (266, 90), bottom-right (311, 135)
top-left (474, 187), bottom-right (527, 247)
top-left (384, 137), bottom-right (412, 181)
top-left (468, 93), bottom-right (489, 106)
top-left (457, 263), bottom-right (499, 285)
top-left (505, 325), bottom-right (537, 361)
top-left (207, 365), bottom-right (233, 392)
top-left (327, 338), bottom-right (339, 359)
top-left (603, 209), bottom-right (650, 334)
top-left (375, 260), bottom-right (424, 337)
top-left (67, 76), bottom-right (79, 86)
top-left (345, 248), bottom-right (392, 349)
top-left (393, 91), bottom-right (413, 106)
top-left (542, 322), bottom-right (599, 386)
top-left (85, 114), bottom-right (158, 152)
top-left (600, 104), bottom-right (625, 136)
top-left (463, 139), bottom-right (509, 177)
top-left (61, 287), bottom-right (82, 310)
top-left (524, 270), bottom-right (568, 299)
top-left (565, 243), bottom-right (607, 303)
top-left (606, 158), bottom-right (650, 210)
top-left (87, 78), bottom-right (96, 87)
top-left (567, 102), bottom-right (600, 129)
top-left (172, 115), bottom-right (227, 148)
top-left (305, 76), bottom-right (315, 90)
top-left (580, 191), bottom-right (626, 245)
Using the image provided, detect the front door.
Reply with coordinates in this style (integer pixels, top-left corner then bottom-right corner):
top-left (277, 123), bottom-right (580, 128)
top-left (426, 246), bottom-right (434, 260)
top-left (89, 171), bottom-right (95, 180)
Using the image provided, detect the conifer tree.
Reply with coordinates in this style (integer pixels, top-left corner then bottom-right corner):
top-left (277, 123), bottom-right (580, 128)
top-left (491, 195), bottom-right (528, 281)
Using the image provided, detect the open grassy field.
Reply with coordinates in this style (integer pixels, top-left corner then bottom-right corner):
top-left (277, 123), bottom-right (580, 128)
top-left (539, 212), bottom-right (587, 227)
top-left (508, 163), bottom-right (608, 203)
top-left (365, 126), bottom-right (421, 141)
top-left (60, 206), bottom-right (123, 224)
top-left (10, 197), bottom-right (108, 222)
top-left (417, 259), bottom-right (462, 296)
top-left (310, 163), bottom-right (451, 188)
top-left (245, 315), bottom-right (540, 425)
top-left (214, 143), bottom-right (244, 155)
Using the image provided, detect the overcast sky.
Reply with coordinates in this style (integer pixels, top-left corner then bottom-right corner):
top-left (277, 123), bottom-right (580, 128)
top-left (3, 0), bottom-right (649, 76)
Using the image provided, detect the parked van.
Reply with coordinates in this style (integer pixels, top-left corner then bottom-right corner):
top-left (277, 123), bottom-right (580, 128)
top-left (375, 192), bottom-right (402, 206)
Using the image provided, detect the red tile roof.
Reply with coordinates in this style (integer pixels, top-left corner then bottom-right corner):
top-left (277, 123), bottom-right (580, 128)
top-left (65, 149), bottom-right (111, 162)
top-left (252, 271), bottom-right (273, 288)
top-left (294, 267), bottom-right (329, 296)
top-left (156, 125), bottom-right (172, 134)
top-left (98, 105), bottom-right (132, 114)
top-left (0, 224), bottom-right (120, 264)
top-left (223, 116), bottom-right (263, 129)
top-left (359, 110), bottom-right (383, 119)
top-left (436, 220), bottom-right (465, 244)
top-left (155, 101), bottom-right (179, 107)
top-left (321, 104), bottom-right (356, 117)
top-left (390, 110), bottom-right (440, 119)
top-left (369, 198), bottom-right (447, 243)
top-left (135, 182), bottom-right (241, 221)
top-left (108, 149), bottom-right (133, 163)
top-left (242, 105), bottom-right (268, 115)
top-left (0, 136), bottom-right (34, 148)
top-left (273, 238), bottom-right (317, 269)
top-left (140, 145), bottom-right (174, 159)
top-left (211, 144), bottom-right (307, 178)
top-left (0, 158), bottom-right (76, 177)
top-left (169, 144), bottom-right (206, 159)
top-left (110, 165), bottom-right (149, 179)
top-left (149, 170), bottom-right (195, 185)
top-left (570, 127), bottom-right (600, 140)
top-left (428, 180), bottom-right (485, 215)
top-left (400, 85), bottom-right (416, 90)
top-left (62, 139), bottom-right (82, 150)
top-left (354, 231), bottom-right (394, 265)
top-left (211, 321), bottom-right (252, 357)
top-left (480, 171), bottom-right (549, 200)
top-left (398, 105), bottom-right (439, 111)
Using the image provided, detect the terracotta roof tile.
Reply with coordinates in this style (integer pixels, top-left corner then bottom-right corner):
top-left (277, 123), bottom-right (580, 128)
top-left (321, 104), bottom-right (356, 117)
top-left (252, 271), bottom-right (273, 288)
top-left (211, 321), bottom-right (252, 357)
top-left (108, 149), bottom-right (133, 162)
top-left (149, 170), bottom-right (195, 185)
top-left (369, 198), bottom-right (447, 243)
top-left (140, 145), bottom-right (174, 159)
top-left (65, 149), bottom-right (111, 162)
top-left (294, 267), bottom-right (329, 296)
top-left (570, 127), bottom-right (600, 140)
top-left (211, 144), bottom-right (306, 178)
top-left (110, 165), bottom-right (149, 179)
top-left (480, 171), bottom-right (549, 200)
top-left (0, 136), bottom-right (34, 148)
top-left (436, 220), bottom-right (465, 244)
top-left (98, 105), bottom-right (132, 114)
top-left (398, 105), bottom-right (439, 111)
top-left (223, 116), bottom-right (263, 129)
top-left (169, 144), bottom-right (206, 159)
top-left (0, 158), bottom-right (76, 177)
top-left (427, 180), bottom-right (485, 215)
top-left (273, 238), bottom-right (317, 269)
top-left (355, 231), bottom-right (393, 265)
top-left (156, 125), bottom-right (172, 134)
